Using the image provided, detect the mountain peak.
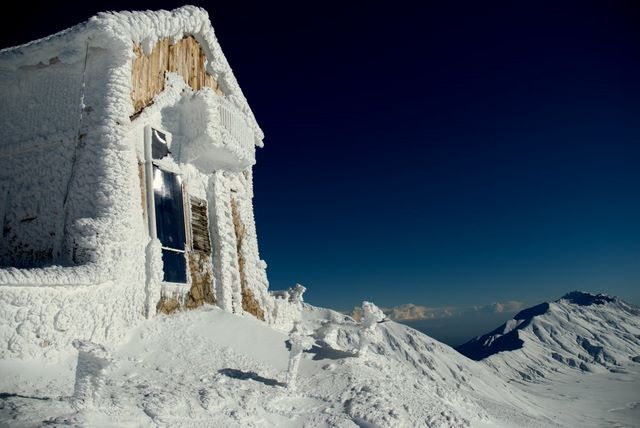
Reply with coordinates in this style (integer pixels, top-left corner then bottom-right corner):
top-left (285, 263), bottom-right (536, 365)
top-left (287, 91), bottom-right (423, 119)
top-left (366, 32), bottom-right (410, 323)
top-left (558, 291), bottom-right (617, 306)
top-left (457, 291), bottom-right (640, 382)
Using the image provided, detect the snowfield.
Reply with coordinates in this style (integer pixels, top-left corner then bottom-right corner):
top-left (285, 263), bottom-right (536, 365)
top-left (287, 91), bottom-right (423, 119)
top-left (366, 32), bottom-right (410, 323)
top-left (2, 293), bottom-right (638, 427)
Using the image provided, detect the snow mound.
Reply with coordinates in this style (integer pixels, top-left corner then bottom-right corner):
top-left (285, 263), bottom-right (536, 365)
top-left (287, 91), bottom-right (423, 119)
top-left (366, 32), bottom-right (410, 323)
top-left (1, 304), bottom-right (556, 427)
top-left (456, 291), bottom-right (640, 381)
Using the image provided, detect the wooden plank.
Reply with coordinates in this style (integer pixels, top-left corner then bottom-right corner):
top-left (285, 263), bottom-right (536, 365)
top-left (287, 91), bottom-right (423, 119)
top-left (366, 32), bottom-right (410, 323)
top-left (231, 197), bottom-right (265, 321)
top-left (130, 36), bottom-right (224, 117)
top-left (189, 196), bottom-right (212, 254)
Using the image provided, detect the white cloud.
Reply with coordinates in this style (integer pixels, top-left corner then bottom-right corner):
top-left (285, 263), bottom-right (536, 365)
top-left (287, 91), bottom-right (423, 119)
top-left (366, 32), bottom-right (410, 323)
top-left (489, 301), bottom-right (524, 313)
top-left (349, 300), bottom-right (525, 322)
top-left (386, 304), bottom-right (454, 321)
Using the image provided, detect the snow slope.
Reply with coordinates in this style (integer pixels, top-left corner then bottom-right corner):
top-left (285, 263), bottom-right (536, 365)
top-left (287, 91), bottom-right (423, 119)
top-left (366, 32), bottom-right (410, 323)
top-left (2, 295), bottom-right (638, 427)
top-left (456, 291), bottom-right (640, 380)
top-left (1, 304), bottom-right (558, 427)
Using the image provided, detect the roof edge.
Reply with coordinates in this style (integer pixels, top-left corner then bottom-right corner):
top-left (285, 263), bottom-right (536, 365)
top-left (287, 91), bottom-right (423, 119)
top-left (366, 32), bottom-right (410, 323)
top-left (0, 5), bottom-right (264, 145)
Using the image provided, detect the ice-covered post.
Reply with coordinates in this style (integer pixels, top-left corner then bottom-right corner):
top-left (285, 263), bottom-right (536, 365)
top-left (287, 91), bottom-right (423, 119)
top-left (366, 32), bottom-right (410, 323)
top-left (289, 283), bottom-right (306, 303)
top-left (358, 301), bottom-right (385, 358)
top-left (71, 340), bottom-right (112, 410)
top-left (286, 322), bottom-right (315, 391)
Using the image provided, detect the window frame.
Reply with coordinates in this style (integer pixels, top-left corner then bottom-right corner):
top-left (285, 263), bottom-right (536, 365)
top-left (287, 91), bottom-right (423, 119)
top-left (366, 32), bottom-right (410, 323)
top-left (144, 125), bottom-right (190, 286)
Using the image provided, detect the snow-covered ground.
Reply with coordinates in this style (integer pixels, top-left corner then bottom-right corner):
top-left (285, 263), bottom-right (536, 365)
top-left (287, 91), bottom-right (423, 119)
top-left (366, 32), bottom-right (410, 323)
top-left (1, 295), bottom-right (638, 427)
top-left (456, 291), bottom-right (640, 427)
top-left (517, 364), bottom-right (640, 428)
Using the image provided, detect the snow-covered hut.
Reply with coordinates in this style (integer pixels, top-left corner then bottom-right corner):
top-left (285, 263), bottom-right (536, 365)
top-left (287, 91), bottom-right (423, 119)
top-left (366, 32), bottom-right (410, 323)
top-left (0, 6), bottom-right (281, 358)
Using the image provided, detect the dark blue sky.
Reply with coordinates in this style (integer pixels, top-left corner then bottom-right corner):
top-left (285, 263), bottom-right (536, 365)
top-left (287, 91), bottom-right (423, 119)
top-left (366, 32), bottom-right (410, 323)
top-left (219, 1), bottom-right (640, 310)
top-left (3, 1), bottom-right (639, 312)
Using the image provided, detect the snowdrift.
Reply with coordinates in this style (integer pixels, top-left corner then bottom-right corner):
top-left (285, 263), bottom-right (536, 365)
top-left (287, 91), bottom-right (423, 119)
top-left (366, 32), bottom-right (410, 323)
top-left (1, 304), bottom-right (557, 427)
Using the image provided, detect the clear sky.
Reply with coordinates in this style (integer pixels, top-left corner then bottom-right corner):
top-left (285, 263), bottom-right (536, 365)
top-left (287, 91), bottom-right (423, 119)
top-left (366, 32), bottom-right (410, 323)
top-left (2, 1), bottom-right (639, 320)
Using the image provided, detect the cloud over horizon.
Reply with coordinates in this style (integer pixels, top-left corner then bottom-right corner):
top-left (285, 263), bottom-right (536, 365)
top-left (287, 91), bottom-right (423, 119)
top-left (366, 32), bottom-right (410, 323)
top-left (350, 300), bottom-right (525, 322)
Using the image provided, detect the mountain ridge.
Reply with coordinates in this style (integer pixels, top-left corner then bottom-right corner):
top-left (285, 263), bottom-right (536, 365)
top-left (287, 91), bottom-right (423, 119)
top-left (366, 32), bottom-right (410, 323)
top-left (456, 291), bottom-right (640, 381)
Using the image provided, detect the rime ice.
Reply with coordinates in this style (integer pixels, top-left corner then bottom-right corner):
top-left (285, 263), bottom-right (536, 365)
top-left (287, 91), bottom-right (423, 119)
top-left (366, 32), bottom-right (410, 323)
top-left (0, 6), bottom-right (292, 359)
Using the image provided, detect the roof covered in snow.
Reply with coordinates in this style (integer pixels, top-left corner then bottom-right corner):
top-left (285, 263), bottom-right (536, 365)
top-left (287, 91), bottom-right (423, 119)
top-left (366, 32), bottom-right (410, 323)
top-left (0, 5), bottom-right (264, 146)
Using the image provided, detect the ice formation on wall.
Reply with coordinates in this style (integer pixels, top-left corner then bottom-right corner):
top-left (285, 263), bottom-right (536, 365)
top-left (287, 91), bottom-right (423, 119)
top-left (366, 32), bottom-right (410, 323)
top-left (0, 6), bottom-right (294, 360)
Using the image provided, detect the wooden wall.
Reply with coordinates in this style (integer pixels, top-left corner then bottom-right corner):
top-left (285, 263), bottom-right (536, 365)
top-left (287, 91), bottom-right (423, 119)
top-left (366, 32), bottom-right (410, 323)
top-left (231, 197), bottom-right (265, 321)
top-left (131, 36), bottom-right (224, 116)
top-left (185, 197), bottom-right (215, 309)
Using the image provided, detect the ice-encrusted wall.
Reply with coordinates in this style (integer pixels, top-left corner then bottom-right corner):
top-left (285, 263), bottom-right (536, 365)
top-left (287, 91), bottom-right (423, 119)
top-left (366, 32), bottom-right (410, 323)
top-left (0, 6), bottom-right (299, 360)
top-left (130, 73), bottom-right (273, 322)
top-left (0, 57), bottom-right (84, 148)
top-left (0, 56), bottom-right (84, 267)
top-left (0, 280), bottom-right (145, 359)
top-left (0, 42), bottom-right (147, 359)
top-left (0, 141), bottom-right (74, 267)
top-left (207, 169), bottom-right (272, 320)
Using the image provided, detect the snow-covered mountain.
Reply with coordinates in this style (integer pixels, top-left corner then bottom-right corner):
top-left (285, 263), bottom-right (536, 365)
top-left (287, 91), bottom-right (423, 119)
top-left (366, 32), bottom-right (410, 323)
top-left (456, 291), bottom-right (640, 380)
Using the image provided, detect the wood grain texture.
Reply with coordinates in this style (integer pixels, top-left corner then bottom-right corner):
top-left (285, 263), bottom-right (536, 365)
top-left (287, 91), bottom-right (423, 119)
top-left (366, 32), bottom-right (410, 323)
top-left (231, 197), bottom-right (265, 321)
top-left (131, 36), bottom-right (224, 116)
top-left (189, 197), bottom-right (212, 254)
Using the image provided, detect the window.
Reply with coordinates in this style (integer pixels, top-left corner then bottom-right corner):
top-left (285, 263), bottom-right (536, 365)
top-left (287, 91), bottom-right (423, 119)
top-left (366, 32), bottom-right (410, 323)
top-left (144, 125), bottom-right (188, 284)
top-left (152, 166), bottom-right (187, 283)
top-left (151, 128), bottom-right (170, 160)
top-left (153, 167), bottom-right (186, 250)
top-left (160, 248), bottom-right (187, 284)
